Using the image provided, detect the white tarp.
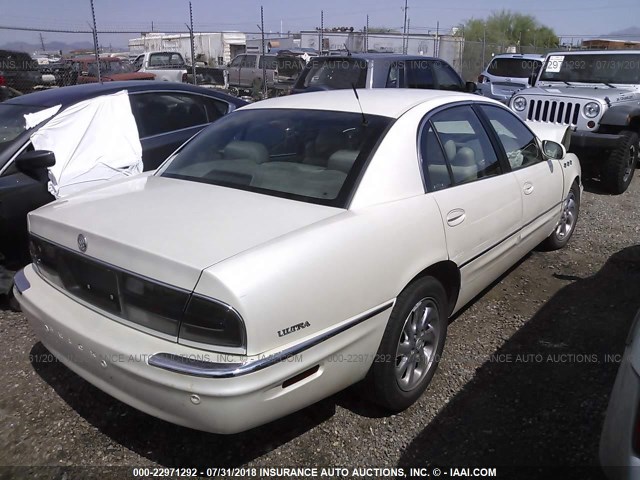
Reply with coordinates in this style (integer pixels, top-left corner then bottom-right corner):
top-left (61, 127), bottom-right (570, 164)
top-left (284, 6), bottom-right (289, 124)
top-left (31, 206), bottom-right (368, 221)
top-left (24, 105), bottom-right (61, 129)
top-left (29, 90), bottom-right (143, 198)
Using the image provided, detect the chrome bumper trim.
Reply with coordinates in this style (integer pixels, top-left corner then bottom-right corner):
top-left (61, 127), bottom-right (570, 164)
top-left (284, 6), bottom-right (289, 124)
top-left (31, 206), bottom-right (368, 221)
top-left (148, 301), bottom-right (394, 378)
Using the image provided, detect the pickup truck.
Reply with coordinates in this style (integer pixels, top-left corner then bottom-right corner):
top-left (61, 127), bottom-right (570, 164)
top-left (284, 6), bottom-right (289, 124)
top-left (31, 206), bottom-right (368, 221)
top-left (132, 51), bottom-right (188, 83)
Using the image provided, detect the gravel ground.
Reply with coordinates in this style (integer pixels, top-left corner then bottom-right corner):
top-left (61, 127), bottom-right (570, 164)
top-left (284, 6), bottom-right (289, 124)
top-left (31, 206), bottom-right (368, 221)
top-left (1, 175), bottom-right (639, 480)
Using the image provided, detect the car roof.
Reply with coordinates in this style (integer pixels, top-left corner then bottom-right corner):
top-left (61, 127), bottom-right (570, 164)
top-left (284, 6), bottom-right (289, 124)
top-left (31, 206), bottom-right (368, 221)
top-left (3, 81), bottom-right (246, 108)
top-left (543, 49), bottom-right (640, 56)
top-left (489, 53), bottom-right (544, 60)
top-left (241, 89), bottom-right (503, 118)
top-left (313, 53), bottom-right (440, 61)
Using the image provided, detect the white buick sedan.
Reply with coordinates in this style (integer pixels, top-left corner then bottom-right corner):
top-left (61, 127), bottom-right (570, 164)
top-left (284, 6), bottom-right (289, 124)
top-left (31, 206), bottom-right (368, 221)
top-left (15, 90), bottom-right (581, 434)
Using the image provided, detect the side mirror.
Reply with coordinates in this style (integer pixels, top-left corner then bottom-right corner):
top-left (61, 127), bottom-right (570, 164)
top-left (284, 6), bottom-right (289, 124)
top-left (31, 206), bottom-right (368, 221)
top-left (465, 81), bottom-right (477, 93)
top-left (528, 73), bottom-right (537, 87)
top-left (15, 150), bottom-right (56, 172)
top-left (542, 140), bottom-right (566, 160)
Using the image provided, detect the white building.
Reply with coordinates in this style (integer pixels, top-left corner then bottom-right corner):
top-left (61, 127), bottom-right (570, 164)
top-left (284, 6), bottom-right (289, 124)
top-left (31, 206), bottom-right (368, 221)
top-left (128, 32), bottom-right (246, 67)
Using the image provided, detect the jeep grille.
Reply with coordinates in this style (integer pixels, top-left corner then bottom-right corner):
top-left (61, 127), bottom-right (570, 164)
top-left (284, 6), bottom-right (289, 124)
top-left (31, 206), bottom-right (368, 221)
top-left (527, 99), bottom-right (581, 126)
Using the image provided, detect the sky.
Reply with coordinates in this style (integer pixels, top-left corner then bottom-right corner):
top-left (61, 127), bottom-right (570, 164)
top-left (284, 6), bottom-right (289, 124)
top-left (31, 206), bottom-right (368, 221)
top-left (0, 0), bottom-right (638, 49)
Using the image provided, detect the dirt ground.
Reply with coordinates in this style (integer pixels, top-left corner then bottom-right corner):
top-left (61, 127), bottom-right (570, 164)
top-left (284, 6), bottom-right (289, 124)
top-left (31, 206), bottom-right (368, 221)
top-left (1, 175), bottom-right (639, 480)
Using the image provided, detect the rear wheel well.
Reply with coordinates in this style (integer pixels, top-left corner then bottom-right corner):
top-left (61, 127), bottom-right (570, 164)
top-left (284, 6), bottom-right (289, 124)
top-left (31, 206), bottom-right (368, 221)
top-left (408, 261), bottom-right (460, 317)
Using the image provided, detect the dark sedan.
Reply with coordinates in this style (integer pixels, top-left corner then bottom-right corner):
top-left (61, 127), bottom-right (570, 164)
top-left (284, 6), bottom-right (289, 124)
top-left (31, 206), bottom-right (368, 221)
top-left (0, 81), bottom-right (246, 278)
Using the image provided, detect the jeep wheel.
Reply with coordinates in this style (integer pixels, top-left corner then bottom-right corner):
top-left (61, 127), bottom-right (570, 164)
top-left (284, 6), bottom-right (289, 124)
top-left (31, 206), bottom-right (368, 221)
top-left (602, 130), bottom-right (638, 194)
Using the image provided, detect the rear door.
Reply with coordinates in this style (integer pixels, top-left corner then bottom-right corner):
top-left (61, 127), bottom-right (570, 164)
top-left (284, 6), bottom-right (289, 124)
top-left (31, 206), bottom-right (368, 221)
top-left (129, 91), bottom-right (233, 170)
top-left (478, 104), bottom-right (564, 248)
top-left (419, 104), bottom-right (523, 308)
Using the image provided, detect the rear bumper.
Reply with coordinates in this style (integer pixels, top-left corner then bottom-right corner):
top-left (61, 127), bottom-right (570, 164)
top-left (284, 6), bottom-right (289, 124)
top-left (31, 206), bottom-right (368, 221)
top-left (15, 265), bottom-right (390, 433)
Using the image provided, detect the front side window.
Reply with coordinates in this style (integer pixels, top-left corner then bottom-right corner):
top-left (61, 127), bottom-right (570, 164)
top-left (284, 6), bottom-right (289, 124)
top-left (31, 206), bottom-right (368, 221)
top-left (429, 106), bottom-right (501, 184)
top-left (0, 104), bottom-right (46, 155)
top-left (259, 56), bottom-right (278, 70)
top-left (229, 55), bottom-right (244, 67)
top-left (129, 93), bottom-right (209, 137)
top-left (406, 60), bottom-right (434, 89)
top-left (479, 105), bottom-right (542, 170)
top-left (158, 109), bottom-right (391, 207)
top-left (432, 61), bottom-right (464, 91)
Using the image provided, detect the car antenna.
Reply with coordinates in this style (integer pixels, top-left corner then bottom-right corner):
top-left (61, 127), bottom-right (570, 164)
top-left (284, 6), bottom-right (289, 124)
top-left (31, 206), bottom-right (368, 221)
top-left (351, 83), bottom-right (368, 126)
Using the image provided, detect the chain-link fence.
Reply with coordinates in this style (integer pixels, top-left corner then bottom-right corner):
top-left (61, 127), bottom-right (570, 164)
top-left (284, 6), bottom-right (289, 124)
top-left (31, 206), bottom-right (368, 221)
top-left (0, 23), bottom-right (596, 97)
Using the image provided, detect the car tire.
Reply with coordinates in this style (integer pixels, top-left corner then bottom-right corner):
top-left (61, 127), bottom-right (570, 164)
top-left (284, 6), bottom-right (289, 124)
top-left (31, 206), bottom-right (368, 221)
top-left (369, 276), bottom-right (448, 412)
top-left (541, 181), bottom-right (580, 251)
top-left (602, 131), bottom-right (638, 194)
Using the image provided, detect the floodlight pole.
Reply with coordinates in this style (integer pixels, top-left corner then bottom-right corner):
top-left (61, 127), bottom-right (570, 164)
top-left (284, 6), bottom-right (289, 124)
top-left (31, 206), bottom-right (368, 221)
top-left (89, 0), bottom-right (101, 83)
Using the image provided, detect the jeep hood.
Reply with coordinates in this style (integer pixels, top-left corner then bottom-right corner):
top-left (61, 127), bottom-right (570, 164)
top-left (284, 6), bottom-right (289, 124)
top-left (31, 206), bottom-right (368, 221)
top-left (521, 85), bottom-right (640, 102)
top-left (27, 174), bottom-right (343, 290)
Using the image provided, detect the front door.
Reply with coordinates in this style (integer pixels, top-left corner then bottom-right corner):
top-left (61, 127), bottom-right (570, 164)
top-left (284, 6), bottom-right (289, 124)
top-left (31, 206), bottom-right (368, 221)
top-left (477, 104), bottom-right (565, 248)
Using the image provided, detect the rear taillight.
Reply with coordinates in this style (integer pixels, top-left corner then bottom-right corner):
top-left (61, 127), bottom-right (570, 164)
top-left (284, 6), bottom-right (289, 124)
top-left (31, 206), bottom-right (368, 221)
top-left (181, 72), bottom-right (188, 83)
top-left (634, 407), bottom-right (640, 455)
top-left (477, 74), bottom-right (487, 83)
top-left (0, 75), bottom-right (5, 86)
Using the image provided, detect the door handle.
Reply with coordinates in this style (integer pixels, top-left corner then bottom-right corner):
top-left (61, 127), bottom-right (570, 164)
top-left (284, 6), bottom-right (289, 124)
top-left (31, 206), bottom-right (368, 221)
top-left (446, 208), bottom-right (466, 227)
top-left (523, 182), bottom-right (534, 195)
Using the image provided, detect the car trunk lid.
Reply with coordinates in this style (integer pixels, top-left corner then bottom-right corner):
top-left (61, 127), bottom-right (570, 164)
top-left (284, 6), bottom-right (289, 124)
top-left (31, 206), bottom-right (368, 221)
top-left (28, 175), bottom-right (343, 291)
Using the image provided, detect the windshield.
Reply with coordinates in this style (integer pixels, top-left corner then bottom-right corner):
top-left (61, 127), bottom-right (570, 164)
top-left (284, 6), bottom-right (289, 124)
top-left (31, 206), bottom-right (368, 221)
top-left (0, 104), bottom-right (45, 154)
top-left (488, 58), bottom-right (542, 78)
top-left (159, 109), bottom-right (391, 207)
top-left (539, 53), bottom-right (640, 84)
top-left (301, 58), bottom-right (368, 89)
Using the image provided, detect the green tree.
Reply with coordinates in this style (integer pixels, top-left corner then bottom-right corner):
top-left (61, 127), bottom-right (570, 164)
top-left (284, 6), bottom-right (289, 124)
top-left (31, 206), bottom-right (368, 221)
top-left (460, 10), bottom-right (559, 49)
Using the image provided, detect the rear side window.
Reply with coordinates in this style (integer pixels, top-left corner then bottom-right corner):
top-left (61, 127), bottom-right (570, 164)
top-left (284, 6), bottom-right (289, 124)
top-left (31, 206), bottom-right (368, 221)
top-left (241, 55), bottom-right (257, 68)
top-left (429, 106), bottom-right (501, 185)
top-left (420, 125), bottom-right (452, 191)
top-left (130, 93), bottom-right (210, 137)
top-left (487, 58), bottom-right (542, 78)
top-left (301, 58), bottom-right (368, 89)
top-left (229, 55), bottom-right (243, 67)
top-left (259, 56), bottom-right (278, 70)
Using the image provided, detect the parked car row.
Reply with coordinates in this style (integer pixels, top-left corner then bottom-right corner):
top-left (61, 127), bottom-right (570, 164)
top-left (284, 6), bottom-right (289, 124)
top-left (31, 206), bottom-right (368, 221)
top-left (477, 49), bottom-right (640, 195)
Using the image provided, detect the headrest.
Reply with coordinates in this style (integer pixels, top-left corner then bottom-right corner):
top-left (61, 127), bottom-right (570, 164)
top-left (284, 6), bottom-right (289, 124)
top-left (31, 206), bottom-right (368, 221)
top-left (443, 139), bottom-right (457, 160)
top-left (223, 141), bottom-right (269, 164)
top-left (328, 149), bottom-right (359, 173)
top-left (452, 147), bottom-right (475, 167)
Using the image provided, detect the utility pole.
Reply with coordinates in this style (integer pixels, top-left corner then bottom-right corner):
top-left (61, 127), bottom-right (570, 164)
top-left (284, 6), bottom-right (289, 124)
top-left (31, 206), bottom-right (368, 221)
top-left (435, 20), bottom-right (439, 57)
top-left (365, 14), bottom-right (369, 52)
top-left (402, 0), bottom-right (408, 54)
top-left (406, 17), bottom-right (410, 54)
top-left (188, 2), bottom-right (196, 85)
top-left (482, 25), bottom-right (486, 68)
top-left (260, 6), bottom-right (267, 98)
top-left (320, 10), bottom-right (324, 54)
top-left (89, 0), bottom-right (101, 83)
top-left (39, 33), bottom-right (46, 51)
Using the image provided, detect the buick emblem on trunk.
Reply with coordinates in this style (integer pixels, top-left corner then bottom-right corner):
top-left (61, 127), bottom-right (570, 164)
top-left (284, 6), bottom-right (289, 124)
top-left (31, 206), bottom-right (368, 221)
top-left (77, 234), bottom-right (88, 252)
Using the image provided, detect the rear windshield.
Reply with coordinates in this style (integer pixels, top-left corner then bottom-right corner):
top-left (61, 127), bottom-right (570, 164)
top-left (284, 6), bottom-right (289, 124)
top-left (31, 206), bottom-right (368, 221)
top-left (0, 104), bottom-right (45, 154)
top-left (300, 58), bottom-right (368, 89)
top-left (487, 58), bottom-right (542, 78)
top-left (159, 109), bottom-right (391, 207)
top-left (148, 52), bottom-right (185, 67)
top-left (0, 52), bottom-right (39, 71)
